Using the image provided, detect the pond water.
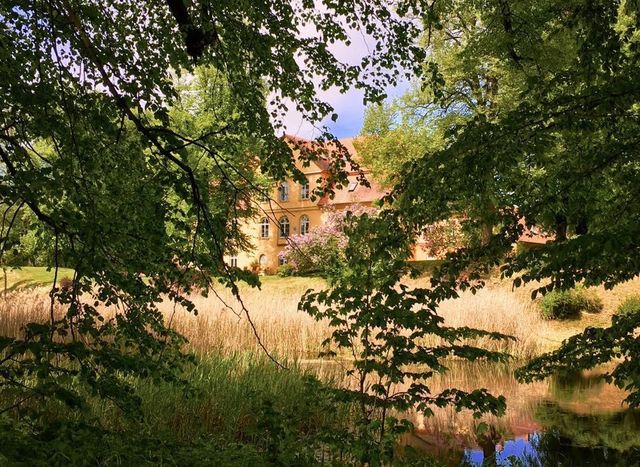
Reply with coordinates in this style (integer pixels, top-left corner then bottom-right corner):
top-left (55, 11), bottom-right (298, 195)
top-left (403, 361), bottom-right (640, 466)
top-left (308, 359), bottom-right (640, 466)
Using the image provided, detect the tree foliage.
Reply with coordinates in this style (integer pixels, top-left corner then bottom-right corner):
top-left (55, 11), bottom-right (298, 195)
top-left (299, 211), bottom-right (511, 463)
top-left (0, 0), bottom-right (431, 432)
top-left (380, 0), bottom-right (640, 403)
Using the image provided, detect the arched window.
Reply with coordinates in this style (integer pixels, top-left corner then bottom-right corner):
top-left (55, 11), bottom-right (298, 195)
top-left (299, 215), bottom-right (310, 235)
top-left (259, 254), bottom-right (268, 268)
top-left (279, 216), bottom-right (290, 238)
top-left (260, 217), bottom-right (269, 238)
top-left (300, 180), bottom-right (310, 200)
top-left (278, 182), bottom-right (289, 201)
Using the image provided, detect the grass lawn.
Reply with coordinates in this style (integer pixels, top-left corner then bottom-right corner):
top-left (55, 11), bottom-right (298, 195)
top-left (253, 274), bottom-right (326, 292)
top-left (1, 266), bottom-right (74, 292)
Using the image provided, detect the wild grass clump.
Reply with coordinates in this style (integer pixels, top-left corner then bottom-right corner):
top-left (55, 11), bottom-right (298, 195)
top-left (129, 352), bottom-right (350, 443)
top-left (0, 279), bottom-right (549, 362)
top-left (615, 295), bottom-right (640, 316)
top-left (161, 285), bottom-right (332, 359)
top-left (0, 289), bottom-right (55, 337)
top-left (539, 287), bottom-right (603, 320)
top-left (432, 288), bottom-right (549, 360)
top-left (163, 283), bottom-right (546, 360)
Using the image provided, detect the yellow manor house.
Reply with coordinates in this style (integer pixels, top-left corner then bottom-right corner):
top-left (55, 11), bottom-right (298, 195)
top-left (227, 136), bottom-right (431, 273)
top-left (226, 135), bottom-right (548, 273)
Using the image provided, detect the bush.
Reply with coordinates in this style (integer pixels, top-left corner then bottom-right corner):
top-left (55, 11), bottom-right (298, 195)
top-left (279, 205), bottom-right (376, 278)
top-left (540, 287), bottom-right (603, 320)
top-left (579, 288), bottom-right (604, 314)
top-left (276, 263), bottom-right (294, 277)
top-left (616, 295), bottom-right (640, 316)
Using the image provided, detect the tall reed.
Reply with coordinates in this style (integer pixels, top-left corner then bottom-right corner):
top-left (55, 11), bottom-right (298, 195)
top-left (0, 280), bottom-right (550, 360)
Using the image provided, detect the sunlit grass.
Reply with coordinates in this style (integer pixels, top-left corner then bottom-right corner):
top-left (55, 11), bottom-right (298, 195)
top-left (161, 278), bottom-right (551, 360)
top-left (4, 275), bottom-right (638, 361)
top-left (0, 266), bottom-right (73, 293)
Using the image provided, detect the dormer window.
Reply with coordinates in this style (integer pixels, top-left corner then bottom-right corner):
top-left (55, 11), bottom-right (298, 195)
top-left (278, 182), bottom-right (289, 201)
top-left (300, 180), bottom-right (310, 200)
top-left (348, 181), bottom-right (358, 192)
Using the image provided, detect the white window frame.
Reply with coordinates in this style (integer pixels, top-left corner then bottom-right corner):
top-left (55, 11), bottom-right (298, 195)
top-left (278, 182), bottom-right (289, 201)
top-left (279, 216), bottom-right (290, 238)
top-left (300, 180), bottom-right (310, 200)
top-left (299, 215), bottom-right (310, 235)
top-left (260, 217), bottom-right (269, 238)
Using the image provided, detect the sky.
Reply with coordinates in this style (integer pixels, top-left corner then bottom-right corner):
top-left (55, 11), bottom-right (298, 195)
top-left (280, 78), bottom-right (411, 140)
top-left (278, 17), bottom-right (414, 140)
top-left (284, 77), bottom-right (409, 139)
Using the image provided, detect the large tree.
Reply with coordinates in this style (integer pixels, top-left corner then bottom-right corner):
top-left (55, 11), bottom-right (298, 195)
top-left (382, 0), bottom-right (640, 403)
top-left (0, 0), bottom-right (430, 422)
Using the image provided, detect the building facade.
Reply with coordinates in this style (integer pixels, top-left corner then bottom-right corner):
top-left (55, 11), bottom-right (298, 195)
top-left (226, 136), bottom-right (491, 273)
top-left (225, 134), bottom-right (550, 273)
top-left (227, 137), bottom-right (398, 273)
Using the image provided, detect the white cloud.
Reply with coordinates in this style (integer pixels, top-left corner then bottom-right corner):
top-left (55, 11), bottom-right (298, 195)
top-left (273, 17), bottom-right (413, 140)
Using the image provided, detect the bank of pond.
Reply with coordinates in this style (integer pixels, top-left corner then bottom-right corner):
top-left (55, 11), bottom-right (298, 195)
top-left (2, 352), bottom-right (639, 466)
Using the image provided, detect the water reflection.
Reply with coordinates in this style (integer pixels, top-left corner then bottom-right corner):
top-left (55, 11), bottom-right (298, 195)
top-left (413, 362), bottom-right (640, 466)
top-left (305, 359), bottom-right (640, 465)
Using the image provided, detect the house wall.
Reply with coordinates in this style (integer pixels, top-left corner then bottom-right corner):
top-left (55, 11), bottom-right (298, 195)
top-left (228, 154), bottom-right (331, 273)
top-left (224, 136), bottom-right (434, 273)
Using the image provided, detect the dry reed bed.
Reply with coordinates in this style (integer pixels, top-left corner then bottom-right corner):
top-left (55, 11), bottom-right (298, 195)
top-left (0, 290), bottom-right (55, 337)
top-left (1, 280), bottom-right (634, 454)
top-left (165, 283), bottom-right (550, 360)
top-left (0, 281), bottom-right (550, 361)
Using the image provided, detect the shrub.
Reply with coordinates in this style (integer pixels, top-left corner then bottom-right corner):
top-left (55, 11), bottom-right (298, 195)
top-left (539, 287), bottom-right (603, 320)
top-left (279, 205), bottom-right (376, 278)
top-left (419, 217), bottom-right (467, 258)
top-left (276, 263), bottom-right (294, 277)
top-left (616, 295), bottom-right (640, 316)
top-left (580, 288), bottom-right (604, 314)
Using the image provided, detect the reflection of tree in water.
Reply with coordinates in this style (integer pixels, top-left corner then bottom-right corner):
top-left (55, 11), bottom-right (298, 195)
top-left (548, 370), bottom-right (606, 401)
top-left (530, 401), bottom-right (640, 466)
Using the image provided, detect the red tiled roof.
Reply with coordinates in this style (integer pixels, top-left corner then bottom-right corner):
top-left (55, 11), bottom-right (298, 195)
top-left (517, 218), bottom-right (553, 244)
top-left (283, 133), bottom-right (331, 171)
top-left (319, 174), bottom-right (388, 206)
top-left (336, 137), bottom-right (358, 162)
top-left (283, 134), bottom-right (387, 205)
top-left (283, 133), bottom-right (312, 146)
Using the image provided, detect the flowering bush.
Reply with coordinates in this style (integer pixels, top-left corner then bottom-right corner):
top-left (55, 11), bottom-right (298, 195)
top-left (418, 217), bottom-right (467, 259)
top-left (279, 205), bottom-right (376, 277)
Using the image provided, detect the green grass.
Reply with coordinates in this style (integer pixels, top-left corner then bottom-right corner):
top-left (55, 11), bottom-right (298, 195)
top-left (0, 266), bottom-right (74, 292)
top-left (0, 352), bottom-right (358, 466)
top-left (254, 274), bottom-right (326, 291)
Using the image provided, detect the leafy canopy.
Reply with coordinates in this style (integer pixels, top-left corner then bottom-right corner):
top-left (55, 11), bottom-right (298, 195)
top-left (299, 211), bottom-right (511, 464)
top-left (0, 0), bottom-right (431, 423)
top-left (368, 0), bottom-right (640, 403)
